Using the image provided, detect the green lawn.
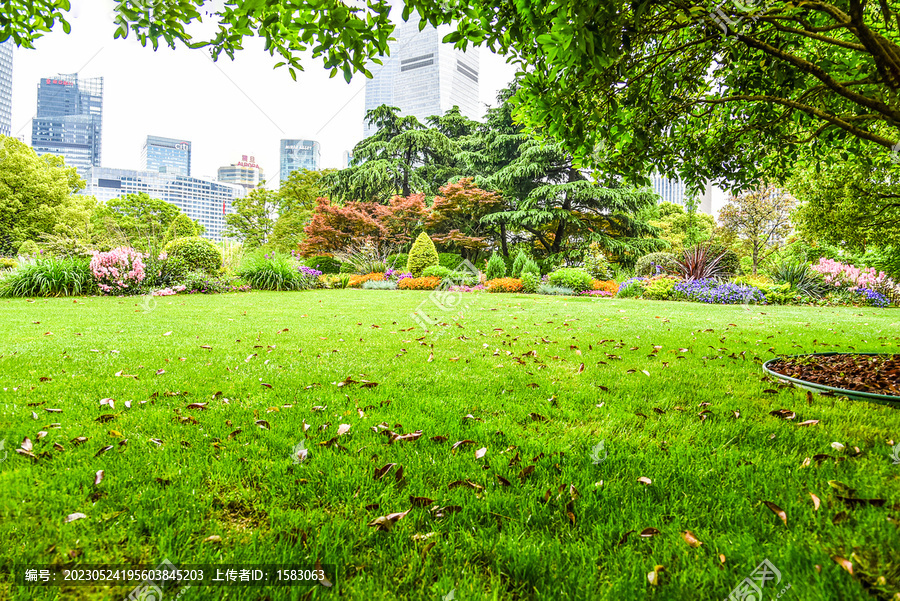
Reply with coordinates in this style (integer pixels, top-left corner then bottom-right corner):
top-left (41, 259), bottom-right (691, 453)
top-left (1, 290), bottom-right (898, 600)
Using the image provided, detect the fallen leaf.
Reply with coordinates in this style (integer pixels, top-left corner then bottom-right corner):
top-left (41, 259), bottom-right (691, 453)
top-left (20, 438), bottom-right (32, 452)
top-left (637, 477), bottom-right (652, 486)
top-left (336, 424), bottom-right (351, 436)
top-left (763, 500), bottom-right (787, 526)
top-left (94, 445), bottom-right (113, 457)
top-left (203, 535), bottom-right (222, 544)
top-left (810, 492), bottom-right (821, 511)
top-left (832, 556), bottom-right (853, 575)
top-left (186, 402), bottom-right (208, 410)
top-left (409, 496), bottom-right (434, 507)
top-left (65, 513), bottom-right (87, 523)
top-left (93, 470), bottom-right (104, 485)
top-left (368, 509), bottom-right (410, 531)
top-left (797, 420), bottom-right (819, 427)
top-left (639, 527), bottom-right (660, 538)
top-left (451, 440), bottom-right (475, 451)
top-left (475, 447), bottom-right (487, 459)
top-left (374, 463), bottom-right (398, 481)
top-left (682, 531), bottom-right (703, 548)
top-left (518, 465), bottom-right (535, 482)
top-left (448, 480), bottom-right (483, 491)
top-left (255, 420), bottom-right (271, 430)
top-left (769, 409), bottom-right (796, 420)
top-left (647, 565), bottom-right (665, 585)
top-left (315, 559), bottom-right (332, 587)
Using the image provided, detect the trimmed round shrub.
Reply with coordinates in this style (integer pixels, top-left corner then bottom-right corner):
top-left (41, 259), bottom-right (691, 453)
top-left (17, 240), bottom-right (39, 256)
top-left (548, 267), bottom-right (592, 292)
top-left (583, 242), bottom-right (612, 280)
top-left (422, 265), bottom-right (454, 279)
top-left (643, 277), bottom-right (676, 300)
top-left (521, 271), bottom-right (541, 293)
top-left (304, 255), bottom-right (342, 274)
top-left (0, 257), bottom-right (18, 271)
top-left (407, 233), bottom-right (440, 276)
top-left (485, 253), bottom-right (506, 280)
top-left (164, 237), bottom-right (223, 273)
top-left (635, 252), bottom-right (678, 277)
top-left (437, 252), bottom-right (463, 270)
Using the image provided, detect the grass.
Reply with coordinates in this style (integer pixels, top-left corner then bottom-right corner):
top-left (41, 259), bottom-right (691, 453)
top-left (1, 290), bottom-right (899, 601)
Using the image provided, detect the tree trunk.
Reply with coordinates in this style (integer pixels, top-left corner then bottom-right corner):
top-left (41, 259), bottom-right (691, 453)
top-left (752, 242), bottom-right (759, 275)
top-left (500, 222), bottom-right (508, 257)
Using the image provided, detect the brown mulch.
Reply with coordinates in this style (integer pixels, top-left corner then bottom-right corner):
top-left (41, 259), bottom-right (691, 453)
top-left (767, 354), bottom-right (900, 397)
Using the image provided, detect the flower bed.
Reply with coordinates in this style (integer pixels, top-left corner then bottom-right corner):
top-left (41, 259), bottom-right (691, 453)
top-left (398, 276), bottom-right (442, 290)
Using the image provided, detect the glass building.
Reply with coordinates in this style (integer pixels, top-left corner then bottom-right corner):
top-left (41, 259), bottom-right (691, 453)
top-left (31, 73), bottom-right (103, 175)
top-left (141, 135), bottom-right (191, 176)
top-left (80, 167), bottom-right (245, 241)
top-left (218, 154), bottom-right (266, 191)
top-left (279, 139), bottom-right (320, 182)
top-left (649, 173), bottom-right (713, 214)
top-left (0, 41), bottom-right (13, 138)
top-left (364, 11), bottom-right (480, 137)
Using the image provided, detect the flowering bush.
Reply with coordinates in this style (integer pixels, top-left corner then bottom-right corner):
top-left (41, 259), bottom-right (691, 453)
top-left (153, 285), bottom-right (186, 296)
top-left (852, 288), bottom-right (890, 308)
top-left (349, 272), bottom-right (385, 288)
top-left (673, 279), bottom-right (766, 305)
top-left (617, 277), bottom-right (646, 298)
top-left (90, 247), bottom-right (146, 294)
top-left (811, 258), bottom-right (893, 292)
top-left (385, 268), bottom-right (413, 282)
top-left (590, 279), bottom-right (620, 295)
top-left (448, 284), bottom-right (486, 293)
top-left (486, 278), bottom-right (524, 293)
top-left (398, 276), bottom-right (442, 290)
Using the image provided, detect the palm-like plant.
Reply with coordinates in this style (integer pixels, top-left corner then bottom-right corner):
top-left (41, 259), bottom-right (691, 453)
top-left (674, 245), bottom-right (726, 280)
top-left (770, 259), bottom-right (828, 299)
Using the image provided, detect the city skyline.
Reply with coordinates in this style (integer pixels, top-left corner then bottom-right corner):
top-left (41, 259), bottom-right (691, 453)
top-left (31, 72), bottom-right (103, 175)
top-left (6, 0), bottom-right (515, 182)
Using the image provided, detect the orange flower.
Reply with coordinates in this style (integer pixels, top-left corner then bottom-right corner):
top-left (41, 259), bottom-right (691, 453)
top-left (398, 276), bottom-right (442, 290)
top-left (486, 278), bottom-right (524, 293)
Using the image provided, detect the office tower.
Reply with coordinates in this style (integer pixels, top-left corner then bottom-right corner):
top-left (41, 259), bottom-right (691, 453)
top-left (141, 135), bottom-right (191, 176)
top-left (279, 139), bottom-right (320, 182)
top-left (649, 173), bottom-right (713, 215)
top-left (218, 154), bottom-right (266, 191)
top-left (341, 150), bottom-right (354, 169)
top-left (0, 41), bottom-right (13, 138)
top-left (31, 73), bottom-right (103, 174)
top-left (363, 11), bottom-right (480, 137)
top-left (80, 167), bottom-right (245, 241)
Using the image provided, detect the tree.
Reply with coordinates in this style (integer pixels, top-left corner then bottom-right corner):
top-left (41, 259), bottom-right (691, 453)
top-left (12, 2), bottom-right (900, 190)
top-left (648, 202), bottom-right (717, 254)
top-left (225, 188), bottom-right (279, 247)
top-left (91, 192), bottom-right (185, 251)
top-left (297, 194), bottom-right (427, 256)
top-left (0, 136), bottom-right (85, 252)
top-left (719, 185), bottom-right (797, 274)
top-left (164, 212), bottom-right (203, 243)
top-left (271, 168), bottom-right (335, 252)
top-left (425, 178), bottom-right (504, 260)
top-left (790, 161), bottom-right (900, 253)
top-left (324, 105), bottom-right (456, 203)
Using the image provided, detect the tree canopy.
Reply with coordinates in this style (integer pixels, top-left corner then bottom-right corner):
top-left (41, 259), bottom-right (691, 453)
top-left (7, 1), bottom-right (900, 190)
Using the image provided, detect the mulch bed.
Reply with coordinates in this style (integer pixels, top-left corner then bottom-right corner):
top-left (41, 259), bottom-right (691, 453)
top-left (767, 354), bottom-right (900, 397)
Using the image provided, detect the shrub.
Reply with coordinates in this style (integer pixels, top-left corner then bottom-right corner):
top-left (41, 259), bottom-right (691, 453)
top-left (322, 273), bottom-right (352, 289)
top-left (770, 259), bottom-right (828, 299)
top-left (635, 252), bottom-right (678, 277)
top-left (674, 245), bottom-right (726, 281)
top-left (164, 237), bottom-right (223, 273)
top-left (17, 240), bottom-right (39, 256)
top-left (238, 252), bottom-right (305, 291)
top-left (510, 252), bottom-right (528, 278)
top-left (142, 252), bottom-right (188, 289)
top-left (521, 271), bottom-right (541, 293)
top-left (438, 252), bottom-right (463, 270)
top-left (583, 242), bottom-right (612, 280)
top-left (362, 280), bottom-right (398, 290)
top-left (0, 256), bottom-right (96, 297)
top-left (537, 284), bottom-right (575, 296)
top-left (617, 277), bottom-right (647, 298)
top-left (486, 278), bottom-right (524, 293)
top-left (852, 288), bottom-right (890, 308)
top-left (548, 268), bottom-right (592, 292)
top-left (422, 265), bottom-right (454, 279)
top-left (348, 273), bottom-right (385, 288)
top-left (339, 261), bottom-right (356, 274)
top-left (673, 279), bottom-right (766, 305)
top-left (811, 258), bottom-right (894, 294)
top-left (398, 276), bottom-right (442, 290)
top-left (590, 279), bottom-right (620, 295)
top-left (643, 277), bottom-right (676, 300)
top-left (521, 257), bottom-right (540, 276)
top-left (696, 243), bottom-right (740, 277)
top-left (484, 252), bottom-right (507, 280)
top-left (407, 233), bottom-right (440, 276)
top-left (303, 255), bottom-right (342, 274)
top-left (387, 253), bottom-right (409, 269)
top-left (90, 247), bottom-right (146, 294)
top-left (334, 241), bottom-right (392, 274)
top-left (0, 257), bottom-right (17, 271)
top-left (181, 270), bottom-right (230, 294)
top-left (164, 213), bottom-right (201, 243)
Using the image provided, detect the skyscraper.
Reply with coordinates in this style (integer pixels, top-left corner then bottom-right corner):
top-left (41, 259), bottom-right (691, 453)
top-left (279, 139), bottom-right (320, 182)
top-left (363, 11), bottom-right (480, 137)
top-left (80, 167), bottom-right (245, 241)
top-left (141, 135), bottom-right (191, 176)
top-left (31, 73), bottom-right (103, 175)
top-left (218, 154), bottom-right (266, 191)
top-left (649, 173), bottom-right (714, 214)
top-left (0, 41), bottom-right (13, 138)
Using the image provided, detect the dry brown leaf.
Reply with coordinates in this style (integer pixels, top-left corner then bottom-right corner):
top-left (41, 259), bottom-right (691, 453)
top-left (475, 447), bottom-right (487, 459)
top-left (682, 530), bottom-right (703, 548)
top-left (810, 492), bottom-right (821, 511)
top-left (832, 556), bottom-right (853, 574)
top-left (637, 476), bottom-right (652, 486)
top-left (639, 527), bottom-right (660, 538)
top-left (336, 424), bottom-right (351, 436)
top-left (763, 500), bottom-right (787, 526)
top-left (368, 509), bottom-right (410, 531)
top-left (451, 439), bottom-right (475, 451)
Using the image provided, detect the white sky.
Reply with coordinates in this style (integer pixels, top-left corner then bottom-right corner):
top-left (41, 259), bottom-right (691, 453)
top-left (9, 0), bottom-right (518, 181)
